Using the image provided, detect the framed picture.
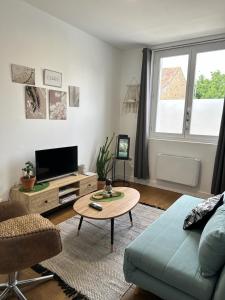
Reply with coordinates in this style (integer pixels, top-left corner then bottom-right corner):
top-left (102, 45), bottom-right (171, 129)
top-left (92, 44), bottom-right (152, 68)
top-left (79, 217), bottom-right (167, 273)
top-left (43, 69), bottom-right (62, 88)
top-left (116, 135), bottom-right (130, 160)
top-left (69, 86), bottom-right (80, 107)
top-left (49, 90), bottom-right (67, 120)
top-left (25, 86), bottom-right (46, 119)
top-left (11, 64), bottom-right (35, 85)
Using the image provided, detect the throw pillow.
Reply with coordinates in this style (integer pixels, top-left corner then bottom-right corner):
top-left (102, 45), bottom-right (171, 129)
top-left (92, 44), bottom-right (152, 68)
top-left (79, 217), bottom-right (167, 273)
top-left (183, 194), bottom-right (224, 230)
top-left (199, 204), bottom-right (225, 277)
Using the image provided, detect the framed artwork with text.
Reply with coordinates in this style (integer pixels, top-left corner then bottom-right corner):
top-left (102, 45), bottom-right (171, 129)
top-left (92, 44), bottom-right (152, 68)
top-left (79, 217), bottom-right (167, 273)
top-left (43, 69), bottom-right (62, 88)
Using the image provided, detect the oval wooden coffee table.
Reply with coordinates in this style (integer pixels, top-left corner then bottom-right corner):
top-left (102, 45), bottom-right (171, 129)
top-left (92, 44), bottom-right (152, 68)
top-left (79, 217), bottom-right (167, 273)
top-left (73, 187), bottom-right (140, 251)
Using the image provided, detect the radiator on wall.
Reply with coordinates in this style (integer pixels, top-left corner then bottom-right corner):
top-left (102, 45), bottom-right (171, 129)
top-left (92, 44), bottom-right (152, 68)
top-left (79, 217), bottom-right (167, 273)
top-left (156, 154), bottom-right (201, 187)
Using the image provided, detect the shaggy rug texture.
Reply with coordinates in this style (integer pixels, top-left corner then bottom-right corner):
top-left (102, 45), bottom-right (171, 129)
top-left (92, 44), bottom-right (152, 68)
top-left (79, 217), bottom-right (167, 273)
top-left (40, 204), bottom-right (163, 300)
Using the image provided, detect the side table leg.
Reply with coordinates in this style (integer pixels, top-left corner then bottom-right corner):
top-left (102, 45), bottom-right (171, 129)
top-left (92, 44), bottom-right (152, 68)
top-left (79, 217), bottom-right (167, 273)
top-left (124, 160), bottom-right (126, 185)
top-left (113, 159), bottom-right (116, 183)
top-left (111, 218), bottom-right (114, 252)
top-left (129, 211), bottom-right (133, 226)
top-left (111, 159), bottom-right (114, 182)
top-left (77, 216), bottom-right (83, 236)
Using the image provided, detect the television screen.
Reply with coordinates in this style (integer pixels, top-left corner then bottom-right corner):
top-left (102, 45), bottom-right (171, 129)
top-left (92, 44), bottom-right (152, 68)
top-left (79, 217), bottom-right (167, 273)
top-left (35, 146), bottom-right (78, 183)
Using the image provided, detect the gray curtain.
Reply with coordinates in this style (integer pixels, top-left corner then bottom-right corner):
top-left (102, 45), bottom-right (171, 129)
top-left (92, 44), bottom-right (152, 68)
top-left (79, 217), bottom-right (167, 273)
top-left (211, 98), bottom-right (225, 194)
top-left (134, 48), bottom-right (152, 179)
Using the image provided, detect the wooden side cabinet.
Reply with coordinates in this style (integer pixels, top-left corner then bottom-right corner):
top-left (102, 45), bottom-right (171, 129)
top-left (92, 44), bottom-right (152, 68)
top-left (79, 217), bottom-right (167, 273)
top-left (11, 174), bottom-right (97, 214)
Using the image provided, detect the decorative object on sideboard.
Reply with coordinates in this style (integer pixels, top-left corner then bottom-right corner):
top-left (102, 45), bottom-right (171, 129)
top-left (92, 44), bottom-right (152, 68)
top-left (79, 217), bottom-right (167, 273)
top-left (69, 85), bottom-right (80, 107)
top-left (20, 161), bottom-right (36, 192)
top-left (96, 134), bottom-right (115, 189)
top-left (43, 69), bottom-right (62, 88)
top-left (116, 134), bottom-right (130, 160)
top-left (123, 78), bottom-right (140, 113)
top-left (78, 164), bottom-right (86, 175)
top-left (25, 86), bottom-right (46, 119)
top-left (11, 64), bottom-right (35, 85)
top-left (49, 90), bottom-right (67, 120)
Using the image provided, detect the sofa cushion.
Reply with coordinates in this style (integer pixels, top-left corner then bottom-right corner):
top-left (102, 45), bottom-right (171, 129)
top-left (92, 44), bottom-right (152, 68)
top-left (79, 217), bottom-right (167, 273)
top-left (199, 204), bottom-right (225, 277)
top-left (124, 195), bottom-right (217, 300)
top-left (183, 194), bottom-right (224, 230)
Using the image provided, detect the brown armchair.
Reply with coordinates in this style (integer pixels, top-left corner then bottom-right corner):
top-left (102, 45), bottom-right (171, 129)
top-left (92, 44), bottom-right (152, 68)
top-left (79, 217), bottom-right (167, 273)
top-left (0, 200), bottom-right (62, 300)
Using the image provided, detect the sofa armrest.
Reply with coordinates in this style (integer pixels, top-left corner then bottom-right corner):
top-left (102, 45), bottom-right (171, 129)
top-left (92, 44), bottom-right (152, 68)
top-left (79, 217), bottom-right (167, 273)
top-left (212, 266), bottom-right (225, 300)
top-left (0, 200), bottom-right (28, 222)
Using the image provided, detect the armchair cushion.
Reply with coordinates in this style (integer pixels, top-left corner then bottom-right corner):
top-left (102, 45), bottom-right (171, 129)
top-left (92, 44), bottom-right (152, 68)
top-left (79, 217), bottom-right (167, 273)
top-left (0, 214), bottom-right (56, 238)
top-left (0, 214), bottom-right (62, 274)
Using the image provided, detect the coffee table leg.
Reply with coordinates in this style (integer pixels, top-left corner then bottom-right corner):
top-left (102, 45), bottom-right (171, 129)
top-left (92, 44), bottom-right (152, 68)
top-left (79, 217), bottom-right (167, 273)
top-left (111, 218), bottom-right (114, 252)
top-left (129, 211), bottom-right (133, 226)
top-left (77, 216), bottom-right (83, 236)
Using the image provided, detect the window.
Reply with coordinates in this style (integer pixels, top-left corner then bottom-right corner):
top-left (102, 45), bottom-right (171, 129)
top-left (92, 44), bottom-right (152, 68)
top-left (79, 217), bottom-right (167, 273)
top-left (151, 41), bottom-right (225, 142)
top-left (155, 54), bottom-right (189, 134)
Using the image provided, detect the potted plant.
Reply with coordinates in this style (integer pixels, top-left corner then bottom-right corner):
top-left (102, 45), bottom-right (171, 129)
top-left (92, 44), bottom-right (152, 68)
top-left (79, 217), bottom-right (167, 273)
top-left (21, 161), bottom-right (36, 191)
top-left (96, 134), bottom-right (114, 189)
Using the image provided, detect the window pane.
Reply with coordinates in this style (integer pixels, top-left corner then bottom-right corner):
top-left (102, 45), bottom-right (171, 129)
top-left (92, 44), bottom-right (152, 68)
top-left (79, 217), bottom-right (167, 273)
top-left (155, 55), bottom-right (189, 134)
top-left (190, 49), bottom-right (225, 136)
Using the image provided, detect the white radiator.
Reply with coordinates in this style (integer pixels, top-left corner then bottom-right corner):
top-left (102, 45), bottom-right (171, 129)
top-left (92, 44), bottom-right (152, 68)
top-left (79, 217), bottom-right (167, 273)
top-left (156, 154), bottom-right (200, 187)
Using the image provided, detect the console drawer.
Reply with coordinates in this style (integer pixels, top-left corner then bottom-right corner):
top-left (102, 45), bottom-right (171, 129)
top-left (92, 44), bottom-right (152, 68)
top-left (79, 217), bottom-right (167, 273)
top-left (80, 180), bottom-right (97, 196)
top-left (28, 190), bottom-right (58, 214)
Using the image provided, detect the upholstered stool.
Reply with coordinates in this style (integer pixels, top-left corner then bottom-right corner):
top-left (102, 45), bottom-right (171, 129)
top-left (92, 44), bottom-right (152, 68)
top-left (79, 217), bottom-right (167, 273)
top-left (0, 200), bottom-right (62, 300)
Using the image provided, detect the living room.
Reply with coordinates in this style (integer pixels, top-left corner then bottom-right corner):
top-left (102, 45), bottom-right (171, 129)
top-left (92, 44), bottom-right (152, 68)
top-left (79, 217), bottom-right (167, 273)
top-left (0, 0), bottom-right (225, 299)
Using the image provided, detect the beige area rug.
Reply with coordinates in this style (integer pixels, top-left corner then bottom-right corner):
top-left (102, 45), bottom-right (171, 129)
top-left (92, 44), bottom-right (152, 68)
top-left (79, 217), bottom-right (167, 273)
top-left (39, 204), bottom-right (163, 300)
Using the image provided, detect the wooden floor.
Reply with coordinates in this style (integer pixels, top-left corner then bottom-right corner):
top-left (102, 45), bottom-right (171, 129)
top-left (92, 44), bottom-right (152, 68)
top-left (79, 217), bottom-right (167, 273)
top-left (1, 182), bottom-right (181, 300)
top-left (113, 181), bottom-right (181, 210)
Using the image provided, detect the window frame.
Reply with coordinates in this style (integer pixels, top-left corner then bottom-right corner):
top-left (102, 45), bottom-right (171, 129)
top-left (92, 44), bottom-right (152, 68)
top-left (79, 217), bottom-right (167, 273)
top-left (150, 40), bottom-right (225, 144)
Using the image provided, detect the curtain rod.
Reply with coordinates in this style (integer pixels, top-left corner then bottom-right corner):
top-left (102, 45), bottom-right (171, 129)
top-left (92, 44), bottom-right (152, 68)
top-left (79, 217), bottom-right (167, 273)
top-left (151, 36), bottom-right (225, 52)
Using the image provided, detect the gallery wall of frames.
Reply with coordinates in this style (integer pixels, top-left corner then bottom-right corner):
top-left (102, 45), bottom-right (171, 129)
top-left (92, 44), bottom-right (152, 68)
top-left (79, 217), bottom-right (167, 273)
top-left (11, 64), bottom-right (80, 120)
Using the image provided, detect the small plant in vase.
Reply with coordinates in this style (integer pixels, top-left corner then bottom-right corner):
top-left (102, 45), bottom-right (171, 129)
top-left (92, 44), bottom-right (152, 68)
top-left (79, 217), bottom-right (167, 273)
top-left (96, 134), bottom-right (114, 189)
top-left (21, 161), bottom-right (36, 191)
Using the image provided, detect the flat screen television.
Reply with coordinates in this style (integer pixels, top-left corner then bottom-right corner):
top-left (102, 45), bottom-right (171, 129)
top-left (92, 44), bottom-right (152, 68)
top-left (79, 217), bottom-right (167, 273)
top-left (35, 146), bottom-right (78, 183)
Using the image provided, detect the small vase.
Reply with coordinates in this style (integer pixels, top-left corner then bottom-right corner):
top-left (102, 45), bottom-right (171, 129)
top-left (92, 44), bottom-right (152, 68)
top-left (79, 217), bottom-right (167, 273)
top-left (21, 176), bottom-right (36, 192)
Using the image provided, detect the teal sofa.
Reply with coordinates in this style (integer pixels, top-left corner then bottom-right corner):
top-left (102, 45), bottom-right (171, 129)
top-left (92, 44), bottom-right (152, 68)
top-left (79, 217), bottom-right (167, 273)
top-left (123, 195), bottom-right (225, 300)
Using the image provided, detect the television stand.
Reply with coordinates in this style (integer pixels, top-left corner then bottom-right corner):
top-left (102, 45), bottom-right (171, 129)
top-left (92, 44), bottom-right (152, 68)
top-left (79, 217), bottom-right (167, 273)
top-left (11, 174), bottom-right (97, 214)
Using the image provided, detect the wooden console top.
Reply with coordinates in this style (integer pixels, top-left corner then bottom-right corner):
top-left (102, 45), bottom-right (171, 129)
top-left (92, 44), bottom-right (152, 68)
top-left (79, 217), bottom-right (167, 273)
top-left (13, 174), bottom-right (97, 196)
top-left (11, 174), bottom-right (98, 214)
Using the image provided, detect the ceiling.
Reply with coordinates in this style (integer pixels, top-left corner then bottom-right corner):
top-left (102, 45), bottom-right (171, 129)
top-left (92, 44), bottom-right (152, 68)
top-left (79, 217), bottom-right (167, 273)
top-left (23, 0), bottom-right (225, 49)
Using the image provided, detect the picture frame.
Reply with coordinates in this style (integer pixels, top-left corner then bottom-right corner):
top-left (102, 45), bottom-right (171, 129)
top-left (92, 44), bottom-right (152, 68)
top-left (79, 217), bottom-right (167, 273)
top-left (11, 64), bottom-right (35, 85)
top-left (25, 86), bottom-right (46, 119)
top-left (43, 69), bottom-right (62, 88)
top-left (116, 134), bottom-right (130, 160)
top-left (69, 85), bottom-right (80, 107)
top-left (49, 90), bottom-right (67, 120)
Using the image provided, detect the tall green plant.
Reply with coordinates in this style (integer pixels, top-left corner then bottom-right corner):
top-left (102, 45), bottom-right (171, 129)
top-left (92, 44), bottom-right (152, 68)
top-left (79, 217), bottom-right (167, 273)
top-left (96, 134), bottom-right (115, 180)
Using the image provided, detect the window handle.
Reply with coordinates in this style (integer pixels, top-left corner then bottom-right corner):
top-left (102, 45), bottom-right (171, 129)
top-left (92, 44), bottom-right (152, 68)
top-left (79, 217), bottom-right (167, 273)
top-left (186, 109), bottom-right (191, 121)
top-left (185, 109), bottom-right (191, 130)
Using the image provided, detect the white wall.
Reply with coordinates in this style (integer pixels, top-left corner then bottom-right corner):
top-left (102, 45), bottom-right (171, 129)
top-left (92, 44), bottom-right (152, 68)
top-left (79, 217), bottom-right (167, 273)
top-left (118, 48), bottom-right (217, 198)
top-left (0, 0), bottom-right (121, 200)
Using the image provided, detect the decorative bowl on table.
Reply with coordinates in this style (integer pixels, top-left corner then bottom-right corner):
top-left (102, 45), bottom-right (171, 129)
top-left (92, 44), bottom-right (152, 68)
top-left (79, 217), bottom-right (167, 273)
top-left (92, 190), bottom-right (122, 200)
